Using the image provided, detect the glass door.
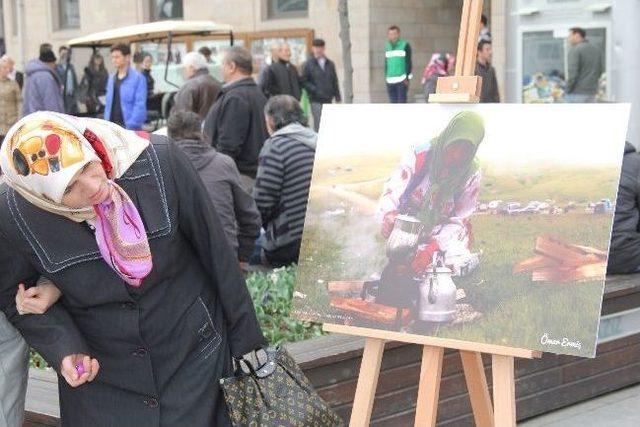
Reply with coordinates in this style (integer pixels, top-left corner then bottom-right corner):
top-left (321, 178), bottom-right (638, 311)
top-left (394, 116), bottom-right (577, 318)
top-left (522, 27), bottom-right (607, 103)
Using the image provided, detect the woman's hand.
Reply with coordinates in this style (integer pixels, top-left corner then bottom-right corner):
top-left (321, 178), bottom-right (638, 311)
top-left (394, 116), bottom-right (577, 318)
top-left (15, 280), bottom-right (62, 315)
top-left (60, 354), bottom-right (100, 388)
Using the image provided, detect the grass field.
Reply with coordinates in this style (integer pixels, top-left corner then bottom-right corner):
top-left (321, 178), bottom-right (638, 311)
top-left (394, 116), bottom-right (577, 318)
top-left (295, 157), bottom-right (618, 357)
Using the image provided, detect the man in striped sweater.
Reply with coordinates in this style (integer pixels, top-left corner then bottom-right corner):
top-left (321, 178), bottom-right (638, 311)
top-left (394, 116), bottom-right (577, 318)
top-left (252, 95), bottom-right (317, 267)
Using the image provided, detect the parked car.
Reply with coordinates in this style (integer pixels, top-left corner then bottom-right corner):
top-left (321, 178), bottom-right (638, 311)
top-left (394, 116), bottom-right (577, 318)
top-left (502, 202), bottom-right (521, 215)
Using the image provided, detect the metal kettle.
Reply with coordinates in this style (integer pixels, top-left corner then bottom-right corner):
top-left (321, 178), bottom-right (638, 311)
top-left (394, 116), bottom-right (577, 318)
top-left (386, 215), bottom-right (423, 258)
top-left (418, 252), bottom-right (457, 322)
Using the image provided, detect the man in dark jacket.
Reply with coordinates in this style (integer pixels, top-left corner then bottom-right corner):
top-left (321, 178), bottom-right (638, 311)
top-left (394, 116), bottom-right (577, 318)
top-left (173, 51), bottom-right (221, 120)
top-left (22, 49), bottom-right (64, 115)
top-left (55, 46), bottom-right (79, 114)
top-left (204, 46), bottom-right (268, 190)
top-left (475, 40), bottom-right (500, 103)
top-left (301, 38), bottom-right (341, 132)
top-left (260, 43), bottom-right (301, 100)
top-left (168, 110), bottom-right (260, 265)
top-left (253, 95), bottom-right (317, 267)
top-left (608, 142), bottom-right (640, 274)
top-left (566, 27), bottom-right (603, 103)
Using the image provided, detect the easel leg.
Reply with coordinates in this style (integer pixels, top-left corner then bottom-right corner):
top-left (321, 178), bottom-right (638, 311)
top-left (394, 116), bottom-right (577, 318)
top-left (460, 351), bottom-right (494, 427)
top-left (492, 355), bottom-right (516, 427)
top-left (349, 338), bottom-right (386, 427)
top-left (414, 345), bottom-right (444, 427)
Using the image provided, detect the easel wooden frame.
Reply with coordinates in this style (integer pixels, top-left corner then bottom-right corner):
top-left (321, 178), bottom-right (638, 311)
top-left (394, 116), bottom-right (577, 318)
top-left (322, 1), bottom-right (542, 426)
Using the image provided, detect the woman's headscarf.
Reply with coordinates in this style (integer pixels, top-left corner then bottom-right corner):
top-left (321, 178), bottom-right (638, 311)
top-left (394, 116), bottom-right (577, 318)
top-left (0, 112), bottom-right (152, 286)
top-left (418, 111), bottom-right (485, 231)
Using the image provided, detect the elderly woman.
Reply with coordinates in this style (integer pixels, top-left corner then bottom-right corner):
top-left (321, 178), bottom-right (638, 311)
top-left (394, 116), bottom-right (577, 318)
top-left (0, 112), bottom-right (264, 426)
top-left (376, 111), bottom-right (485, 307)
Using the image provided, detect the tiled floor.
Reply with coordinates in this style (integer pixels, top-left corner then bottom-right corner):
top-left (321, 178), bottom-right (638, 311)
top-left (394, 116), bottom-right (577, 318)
top-left (520, 385), bottom-right (640, 426)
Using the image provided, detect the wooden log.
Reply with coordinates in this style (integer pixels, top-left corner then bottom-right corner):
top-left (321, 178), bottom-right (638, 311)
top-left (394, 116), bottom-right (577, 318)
top-left (513, 255), bottom-right (560, 274)
top-left (330, 297), bottom-right (411, 325)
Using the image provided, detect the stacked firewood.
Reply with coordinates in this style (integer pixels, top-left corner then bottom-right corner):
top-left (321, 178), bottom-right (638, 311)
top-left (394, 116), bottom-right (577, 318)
top-left (329, 297), bottom-right (411, 325)
top-left (514, 235), bottom-right (607, 283)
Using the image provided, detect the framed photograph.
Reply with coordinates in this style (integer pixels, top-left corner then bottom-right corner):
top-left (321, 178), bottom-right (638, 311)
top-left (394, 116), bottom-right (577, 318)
top-left (293, 103), bottom-right (630, 358)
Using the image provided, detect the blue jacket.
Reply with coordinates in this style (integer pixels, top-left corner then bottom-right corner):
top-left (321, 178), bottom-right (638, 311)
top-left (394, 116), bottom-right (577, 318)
top-left (104, 67), bottom-right (147, 130)
top-left (22, 59), bottom-right (64, 115)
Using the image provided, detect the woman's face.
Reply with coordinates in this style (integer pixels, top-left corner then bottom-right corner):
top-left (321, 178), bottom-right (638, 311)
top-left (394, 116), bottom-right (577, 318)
top-left (62, 161), bottom-right (109, 208)
top-left (443, 140), bottom-right (473, 168)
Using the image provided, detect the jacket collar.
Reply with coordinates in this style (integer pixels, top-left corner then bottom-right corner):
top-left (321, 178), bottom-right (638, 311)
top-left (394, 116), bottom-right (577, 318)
top-left (222, 76), bottom-right (256, 91)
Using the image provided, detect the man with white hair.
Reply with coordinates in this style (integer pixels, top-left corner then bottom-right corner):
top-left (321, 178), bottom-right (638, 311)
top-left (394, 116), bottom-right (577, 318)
top-left (0, 54), bottom-right (24, 89)
top-left (260, 43), bottom-right (301, 100)
top-left (173, 51), bottom-right (221, 119)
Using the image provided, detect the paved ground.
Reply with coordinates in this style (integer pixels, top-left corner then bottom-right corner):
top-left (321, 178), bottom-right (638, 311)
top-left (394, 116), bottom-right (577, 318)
top-left (520, 384), bottom-right (640, 426)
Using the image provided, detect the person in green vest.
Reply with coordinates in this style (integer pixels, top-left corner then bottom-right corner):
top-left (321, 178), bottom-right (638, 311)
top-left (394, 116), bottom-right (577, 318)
top-left (385, 25), bottom-right (413, 103)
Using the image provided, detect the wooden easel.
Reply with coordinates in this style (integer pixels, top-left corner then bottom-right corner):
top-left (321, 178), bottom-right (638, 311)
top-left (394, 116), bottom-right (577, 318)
top-left (323, 1), bottom-right (542, 426)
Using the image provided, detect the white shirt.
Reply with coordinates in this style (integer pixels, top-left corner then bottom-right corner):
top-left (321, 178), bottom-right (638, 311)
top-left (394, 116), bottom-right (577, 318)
top-left (318, 57), bottom-right (327, 71)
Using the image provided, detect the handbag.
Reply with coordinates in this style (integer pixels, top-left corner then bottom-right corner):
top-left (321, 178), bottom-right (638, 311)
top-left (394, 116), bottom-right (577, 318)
top-left (220, 346), bottom-right (344, 427)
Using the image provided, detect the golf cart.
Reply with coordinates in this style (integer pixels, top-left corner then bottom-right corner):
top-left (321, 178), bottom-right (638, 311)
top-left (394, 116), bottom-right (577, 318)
top-left (66, 20), bottom-right (234, 128)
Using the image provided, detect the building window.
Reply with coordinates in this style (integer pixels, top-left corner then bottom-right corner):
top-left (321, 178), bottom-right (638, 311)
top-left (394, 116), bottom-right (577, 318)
top-left (56, 0), bottom-right (80, 29)
top-left (150, 0), bottom-right (184, 21)
top-left (265, 0), bottom-right (309, 20)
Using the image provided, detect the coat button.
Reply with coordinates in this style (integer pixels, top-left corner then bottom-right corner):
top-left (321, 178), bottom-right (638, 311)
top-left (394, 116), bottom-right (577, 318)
top-left (143, 397), bottom-right (159, 408)
top-left (121, 302), bottom-right (136, 310)
top-left (131, 348), bottom-right (147, 357)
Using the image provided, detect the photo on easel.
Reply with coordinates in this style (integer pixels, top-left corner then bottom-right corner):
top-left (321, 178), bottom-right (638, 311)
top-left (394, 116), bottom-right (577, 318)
top-left (293, 103), bottom-right (630, 358)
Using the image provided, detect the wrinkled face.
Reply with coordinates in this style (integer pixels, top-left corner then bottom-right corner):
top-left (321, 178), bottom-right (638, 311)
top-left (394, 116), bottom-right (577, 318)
top-left (110, 50), bottom-right (129, 70)
top-left (278, 44), bottom-right (292, 62)
top-left (312, 45), bottom-right (325, 59)
top-left (61, 161), bottom-right (109, 208)
top-left (439, 140), bottom-right (473, 178)
top-left (388, 29), bottom-right (400, 44)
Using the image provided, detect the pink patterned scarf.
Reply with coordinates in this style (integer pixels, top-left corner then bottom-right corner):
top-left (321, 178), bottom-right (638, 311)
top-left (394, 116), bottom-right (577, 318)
top-left (92, 181), bottom-right (152, 287)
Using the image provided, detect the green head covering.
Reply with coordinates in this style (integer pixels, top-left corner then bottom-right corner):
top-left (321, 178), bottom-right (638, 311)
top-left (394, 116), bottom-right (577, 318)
top-left (419, 111), bottom-right (485, 231)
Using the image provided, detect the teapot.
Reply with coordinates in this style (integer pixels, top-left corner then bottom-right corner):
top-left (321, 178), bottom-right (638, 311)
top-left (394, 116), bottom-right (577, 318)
top-left (386, 214), bottom-right (423, 259)
top-left (418, 252), bottom-right (457, 322)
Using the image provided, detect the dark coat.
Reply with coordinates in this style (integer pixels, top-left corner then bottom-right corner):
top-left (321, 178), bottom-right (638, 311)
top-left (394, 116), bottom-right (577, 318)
top-left (301, 57), bottom-right (341, 104)
top-left (0, 135), bottom-right (265, 427)
top-left (608, 142), bottom-right (640, 274)
top-left (14, 71), bottom-right (24, 90)
top-left (260, 60), bottom-right (302, 100)
top-left (173, 138), bottom-right (261, 261)
top-left (203, 77), bottom-right (268, 178)
top-left (173, 69), bottom-right (222, 120)
top-left (475, 61), bottom-right (500, 103)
